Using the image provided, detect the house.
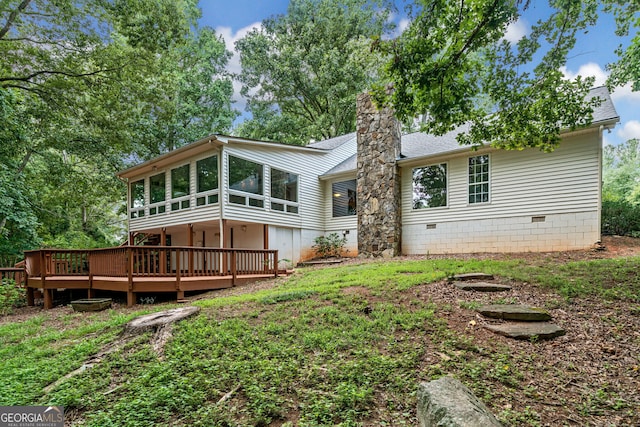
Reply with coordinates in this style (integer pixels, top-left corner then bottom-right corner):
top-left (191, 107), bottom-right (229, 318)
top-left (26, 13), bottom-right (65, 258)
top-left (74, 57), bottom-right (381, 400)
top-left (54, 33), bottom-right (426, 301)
top-left (117, 86), bottom-right (619, 264)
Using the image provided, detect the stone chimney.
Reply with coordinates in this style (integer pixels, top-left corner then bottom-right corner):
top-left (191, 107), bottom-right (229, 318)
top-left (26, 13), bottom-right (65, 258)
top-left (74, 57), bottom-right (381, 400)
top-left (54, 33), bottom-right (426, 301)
top-left (356, 92), bottom-right (402, 258)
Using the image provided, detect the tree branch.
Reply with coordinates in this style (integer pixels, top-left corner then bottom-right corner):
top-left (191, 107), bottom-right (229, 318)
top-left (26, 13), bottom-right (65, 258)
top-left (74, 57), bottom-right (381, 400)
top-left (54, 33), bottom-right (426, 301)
top-left (0, 0), bottom-right (32, 40)
top-left (0, 67), bottom-right (120, 85)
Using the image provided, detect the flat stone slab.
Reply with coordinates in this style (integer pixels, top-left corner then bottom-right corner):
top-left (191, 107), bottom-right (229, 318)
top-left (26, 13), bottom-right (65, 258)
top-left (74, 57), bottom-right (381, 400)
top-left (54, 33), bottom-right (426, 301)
top-left (477, 304), bottom-right (551, 321)
top-left (417, 376), bottom-right (502, 427)
top-left (454, 281), bottom-right (512, 292)
top-left (453, 273), bottom-right (494, 281)
top-left (484, 322), bottom-right (565, 340)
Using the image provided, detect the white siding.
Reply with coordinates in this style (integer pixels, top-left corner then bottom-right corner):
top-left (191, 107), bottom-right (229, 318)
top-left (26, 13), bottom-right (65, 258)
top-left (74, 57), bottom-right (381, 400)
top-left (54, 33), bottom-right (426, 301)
top-left (129, 149), bottom-right (222, 232)
top-left (401, 131), bottom-right (602, 253)
top-left (221, 141), bottom-right (355, 229)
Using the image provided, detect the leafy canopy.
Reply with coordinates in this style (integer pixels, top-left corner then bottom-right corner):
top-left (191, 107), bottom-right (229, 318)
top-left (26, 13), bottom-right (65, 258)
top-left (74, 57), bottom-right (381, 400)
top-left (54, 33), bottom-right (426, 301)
top-left (235, 0), bottom-right (392, 145)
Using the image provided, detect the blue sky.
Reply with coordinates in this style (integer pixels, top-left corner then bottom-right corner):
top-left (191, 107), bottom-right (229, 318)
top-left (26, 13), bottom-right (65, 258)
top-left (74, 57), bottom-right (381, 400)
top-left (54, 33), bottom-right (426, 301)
top-left (199, 1), bottom-right (639, 146)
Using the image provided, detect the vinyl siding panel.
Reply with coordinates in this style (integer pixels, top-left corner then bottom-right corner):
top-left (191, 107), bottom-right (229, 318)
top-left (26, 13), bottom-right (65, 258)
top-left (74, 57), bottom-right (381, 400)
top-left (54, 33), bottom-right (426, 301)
top-left (401, 131), bottom-right (600, 225)
top-left (221, 140), bottom-right (356, 230)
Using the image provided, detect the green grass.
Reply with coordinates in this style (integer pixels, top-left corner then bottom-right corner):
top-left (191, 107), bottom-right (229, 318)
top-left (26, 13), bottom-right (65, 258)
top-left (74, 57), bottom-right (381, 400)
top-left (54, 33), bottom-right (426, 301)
top-left (0, 255), bottom-right (638, 426)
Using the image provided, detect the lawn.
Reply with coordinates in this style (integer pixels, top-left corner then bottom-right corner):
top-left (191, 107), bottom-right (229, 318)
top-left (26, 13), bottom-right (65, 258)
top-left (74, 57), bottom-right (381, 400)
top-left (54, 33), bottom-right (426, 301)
top-left (0, 254), bottom-right (638, 426)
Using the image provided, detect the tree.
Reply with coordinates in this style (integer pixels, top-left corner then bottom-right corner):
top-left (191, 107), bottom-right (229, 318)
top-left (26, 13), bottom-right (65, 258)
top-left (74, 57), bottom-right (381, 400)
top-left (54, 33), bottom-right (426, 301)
top-left (374, 0), bottom-right (610, 151)
top-left (0, 0), bottom-right (236, 255)
top-left (235, 0), bottom-right (392, 145)
top-left (603, 139), bottom-right (640, 205)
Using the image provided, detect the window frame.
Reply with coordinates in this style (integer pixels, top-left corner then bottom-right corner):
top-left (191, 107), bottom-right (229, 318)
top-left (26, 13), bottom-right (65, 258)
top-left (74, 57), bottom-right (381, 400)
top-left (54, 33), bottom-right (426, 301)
top-left (270, 167), bottom-right (299, 214)
top-left (412, 163), bottom-right (448, 210)
top-left (227, 155), bottom-right (265, 209)
top-left (148, 172), bottom-right (167, 216)
top-left (195, 155), bottom-right (219, 208)
top-left (130, 179), bottom-right (145, 218)
top-left (332, 179), bottom-right (357, 218)
top-left (170, 164), bottom-right (191, 212)
top-left (468, 154), bottom-right (490, 205)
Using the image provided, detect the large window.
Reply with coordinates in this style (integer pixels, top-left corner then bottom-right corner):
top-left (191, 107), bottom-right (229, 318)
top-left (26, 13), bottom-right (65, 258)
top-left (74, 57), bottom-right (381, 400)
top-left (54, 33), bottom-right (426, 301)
top-left (271, 168), bottom-right (298, 213)
top-left (228, 156), bottom-right (264, 208)
top-left (171, 164), bottom-right (190, 211)
top-left (332, 180), bottom-right (357, 217)
top-left (149, 172), bottom-right (166, 215)
top-left (412, 164), bottom-right (447, 209)
top-left (196, 155), bottom-right (219, 206)
top-left (130, 179), bottom-right (145, 218)
top-left (468, 155), bottom-right (490, 204)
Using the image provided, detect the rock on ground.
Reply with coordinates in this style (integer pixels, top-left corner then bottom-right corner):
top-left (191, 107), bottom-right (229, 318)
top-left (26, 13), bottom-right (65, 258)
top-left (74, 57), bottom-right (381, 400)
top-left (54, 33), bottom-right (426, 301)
top-left (417, 376), bottom-right (502, 427)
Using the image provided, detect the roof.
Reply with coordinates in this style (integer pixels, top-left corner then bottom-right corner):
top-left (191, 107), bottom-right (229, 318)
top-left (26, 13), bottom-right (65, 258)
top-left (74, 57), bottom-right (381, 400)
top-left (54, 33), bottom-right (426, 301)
top-left (321, 86), bottom-right (619, 178)
top-left (307, 132), bottom-right (357, 150)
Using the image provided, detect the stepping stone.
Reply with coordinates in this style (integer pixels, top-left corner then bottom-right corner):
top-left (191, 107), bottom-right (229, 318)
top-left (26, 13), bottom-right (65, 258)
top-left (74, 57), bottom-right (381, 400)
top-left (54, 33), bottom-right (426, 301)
top-left (484, 322), bottom-right (565, 340)
top-left (453, 272), bottom-right (494, 281)
top-left (454, 281), bottom-right (511, 292)
top-left (477, 304), bottom-right (551, 321)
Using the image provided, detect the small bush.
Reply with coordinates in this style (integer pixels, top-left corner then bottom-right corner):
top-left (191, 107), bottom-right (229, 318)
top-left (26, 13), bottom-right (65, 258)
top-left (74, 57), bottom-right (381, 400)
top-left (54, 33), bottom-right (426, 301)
top-left (0, 278), bottom-right (26, 315)
top-left (602, 199), bottom-right (640, 236)
top-left (312, 233), bottom-right (347, 258)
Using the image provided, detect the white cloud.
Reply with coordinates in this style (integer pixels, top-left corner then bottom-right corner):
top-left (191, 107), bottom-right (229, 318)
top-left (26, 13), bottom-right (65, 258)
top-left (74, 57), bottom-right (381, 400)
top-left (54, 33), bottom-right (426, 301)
top-left (610, 84), bottom-right (640, 103)
top-left (216, 22), bottom-right (262, 111)
top-left (503, 18), bottom-right (529, 43)
top-left (560, 62), bottom-right (608, 86)
top-left (617, 120), bottom-right (640, 141)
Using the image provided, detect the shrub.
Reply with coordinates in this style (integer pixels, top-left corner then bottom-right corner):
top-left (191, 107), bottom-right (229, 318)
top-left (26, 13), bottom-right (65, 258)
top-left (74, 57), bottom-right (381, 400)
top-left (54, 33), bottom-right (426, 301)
top-left (312, 233), bottom-right (347, 258)
top-left (0, 278), bottom-right (26, 315)
top-left (602, 199), bottom-right (640, 236)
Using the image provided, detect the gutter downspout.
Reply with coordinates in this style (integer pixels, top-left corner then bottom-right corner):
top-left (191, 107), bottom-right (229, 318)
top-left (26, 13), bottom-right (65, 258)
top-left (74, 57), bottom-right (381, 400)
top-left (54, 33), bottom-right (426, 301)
top-left (597, 125), bottom-right (604, 243)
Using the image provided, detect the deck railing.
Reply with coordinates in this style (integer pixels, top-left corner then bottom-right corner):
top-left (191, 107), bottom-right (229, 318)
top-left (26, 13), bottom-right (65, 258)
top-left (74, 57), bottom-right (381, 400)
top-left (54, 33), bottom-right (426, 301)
top-left (0, 268), bottom-right (25, 286)
top-left (23, 246), bottom-right (278, 279)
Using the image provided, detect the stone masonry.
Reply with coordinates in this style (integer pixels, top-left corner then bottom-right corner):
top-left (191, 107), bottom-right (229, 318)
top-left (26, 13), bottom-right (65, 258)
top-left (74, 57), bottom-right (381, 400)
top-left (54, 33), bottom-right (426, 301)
top-left (356, 92), bottom-right (402, 257)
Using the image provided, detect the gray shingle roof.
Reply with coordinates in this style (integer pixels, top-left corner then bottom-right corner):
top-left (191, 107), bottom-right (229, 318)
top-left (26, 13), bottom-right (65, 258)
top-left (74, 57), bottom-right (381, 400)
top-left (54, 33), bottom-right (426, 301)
top-left (320, 86), bottom-right (619, 177)
top-left (307, 132), bottom-right (356, 150)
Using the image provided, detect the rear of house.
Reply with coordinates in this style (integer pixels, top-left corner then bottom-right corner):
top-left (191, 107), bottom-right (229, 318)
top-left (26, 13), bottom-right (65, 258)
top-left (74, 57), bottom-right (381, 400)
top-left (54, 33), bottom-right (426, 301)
top-left (118, 86), bottom-right (619, 261)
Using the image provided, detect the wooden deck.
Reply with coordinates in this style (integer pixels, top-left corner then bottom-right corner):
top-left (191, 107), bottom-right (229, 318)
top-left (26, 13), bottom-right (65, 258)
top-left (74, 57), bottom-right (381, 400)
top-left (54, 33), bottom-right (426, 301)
top-left (23, 246), bottom-right (279, 308)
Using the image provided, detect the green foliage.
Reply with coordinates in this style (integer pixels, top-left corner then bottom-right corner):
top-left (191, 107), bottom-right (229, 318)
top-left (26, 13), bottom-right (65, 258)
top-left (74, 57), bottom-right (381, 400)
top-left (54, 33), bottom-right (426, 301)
top-left (0, 278), bottom-right (25, 315)
top-left (312, 233), bottom-right (348, 258)
top-left (602, 200), bottom-right (640, 237)
top-left (235, 0), bottom-right (392, 144)
top-left (2, 255), bottom-right (639, 424)
top-left (375, 1), bottom-right (603, 150)
top-left (0, 0), bottom-right (236, 256)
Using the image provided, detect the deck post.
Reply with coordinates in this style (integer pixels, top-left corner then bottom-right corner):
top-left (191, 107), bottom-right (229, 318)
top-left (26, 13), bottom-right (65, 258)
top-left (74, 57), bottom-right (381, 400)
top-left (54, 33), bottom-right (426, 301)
top-left (274, 250), bottom-right (279, 278)
top-left (187, 224), bottom-right (194, 274)
top-left (43, 289), bottom-right (53, 310)
top-left (160, 228), bottom-right (167, 274)
top-left (26, 286), bottom-right (35, 306)
top-left (231, 250), bottom-right (237, 286)
top-left (127, 246), bottom-right (134, 306)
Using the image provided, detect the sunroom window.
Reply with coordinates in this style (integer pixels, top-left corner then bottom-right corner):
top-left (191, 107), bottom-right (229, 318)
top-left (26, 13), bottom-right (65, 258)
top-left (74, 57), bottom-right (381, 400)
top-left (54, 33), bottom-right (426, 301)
top-left (332, 180), bottom-right (356, 217)
top-left (171, 164), bottom-right (190, 212)
top-left (412, 163), bottom-right (447, 209)
top-left (149, 172), bottom-right (166, 216)
top-left (270, 168), bottom-right (299, 214)
top-left (130, 179), bottom-right (145, 218)
top-left (196, 155), bottom-right (219, 207)
top-left (228, 156), bottom-right (264, 208)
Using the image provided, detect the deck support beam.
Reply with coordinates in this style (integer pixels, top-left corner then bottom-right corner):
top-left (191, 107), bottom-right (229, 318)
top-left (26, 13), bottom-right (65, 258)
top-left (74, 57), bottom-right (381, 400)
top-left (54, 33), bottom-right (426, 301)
top-left (43, 288), bottom-right (53, 310)
top-left (177, 290), bottom-right (184, 300)
top-left (127, 291), bottom-right (136, 307)
top-left (26, 287), bottom-right (35, 306)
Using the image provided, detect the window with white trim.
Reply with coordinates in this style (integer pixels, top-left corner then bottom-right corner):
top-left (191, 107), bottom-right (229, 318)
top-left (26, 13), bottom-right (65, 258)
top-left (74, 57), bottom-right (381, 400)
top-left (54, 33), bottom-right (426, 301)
top-left (228, 155), bottom-right (264, 208)
top-left (412, 163), bottom-right (447, 209)
top-left (171, 164), bottom-right (190, 211)
top-left (130, 179), bottom-right (145, 218)
top-left (332, 180), bottom-right (357, 217)
top-left (149, 172), bottom-right (166, 216)
top-left (270, 168), bottom-right (298, 214)
top-left (468, 155), bottom-right (490, 204)
top-left (196, 155), bottom-right (219, 207)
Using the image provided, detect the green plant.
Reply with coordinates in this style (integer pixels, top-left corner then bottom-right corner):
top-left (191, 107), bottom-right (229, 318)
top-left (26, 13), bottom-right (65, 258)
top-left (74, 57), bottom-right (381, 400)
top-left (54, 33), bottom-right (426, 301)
top-left (0, 278), bottom-right (25, 315)
top-left (312, 233), bottom-right (347, 258)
